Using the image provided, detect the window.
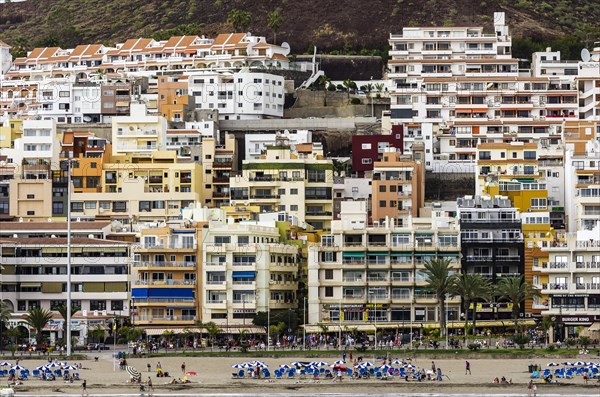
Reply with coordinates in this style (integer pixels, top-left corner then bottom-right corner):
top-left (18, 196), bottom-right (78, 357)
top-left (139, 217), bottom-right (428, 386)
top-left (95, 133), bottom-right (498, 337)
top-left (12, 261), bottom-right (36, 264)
top-left (379, 200), bottom-right (386, 207)
top-left (531, 198), bottom-right (547, 210)
top-left (59, 91), bottom-right (70, 97)
top-left (290, 205), bottom-right (298, 211)
top-left (71, 202), bottom-right (84, 212)
top-left (52, 202), bottom-right (64, 214)
top-left (324, 269), bottom-right (334, 280)
top-left (362, 158), bottom-right (372, 164)
top-left (290, 188), bottom-right (298, 195)
top-left (379, 185), bottom-right (386, 192)
top-left (361, 143), bottom-right (372, 150)
top-left (85, 201), bottom-right (96, 209)
top-left (325, 286), bottom-right (334, 297)
top-left (524, 151), bottom-right (536, 159)
top-left (90, 300), bottom-right (106, 311)
top-left (111, 300), bottom-right (124, 311)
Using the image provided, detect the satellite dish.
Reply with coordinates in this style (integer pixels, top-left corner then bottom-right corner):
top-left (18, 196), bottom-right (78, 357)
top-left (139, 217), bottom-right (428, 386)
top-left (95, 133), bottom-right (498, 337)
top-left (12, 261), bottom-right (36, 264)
top-left (581, 48), bottom-right (590, 62)
top-left (592, 53), bottom-right (600, 62)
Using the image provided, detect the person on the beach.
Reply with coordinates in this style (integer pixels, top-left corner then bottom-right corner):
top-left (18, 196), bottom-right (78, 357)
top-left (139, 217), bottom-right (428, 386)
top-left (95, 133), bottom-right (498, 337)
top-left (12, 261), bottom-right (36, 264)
top-left (431, 361), bottom-right (436, 373)
top-left (465, 360), bottom-right (471, 375)
top-left (82, 379), bottom-right (89, 396)
top-left (342, 351), bottom-right (346, 362)
top-left (181, 362), bottom-right (186, 374)
top-left (147, 363), bottom-right (151, 372)
top-left (436, 368), bottom-right (442, 382)
top-left (147, 376), bottom-right (153, 391)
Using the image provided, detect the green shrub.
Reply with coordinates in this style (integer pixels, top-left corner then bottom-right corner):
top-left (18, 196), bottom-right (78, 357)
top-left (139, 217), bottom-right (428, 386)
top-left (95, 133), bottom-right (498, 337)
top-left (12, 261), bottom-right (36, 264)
top-left (351, 98), bottom-right (361, 105)
top-left (467, 343), bottom-right (480, 351)
top-left (578, 336), bottom-right (590, 349)
top-left (512, 333), bottom-right (531, 349)
top-left (545, 344), bottom-right (556, 352)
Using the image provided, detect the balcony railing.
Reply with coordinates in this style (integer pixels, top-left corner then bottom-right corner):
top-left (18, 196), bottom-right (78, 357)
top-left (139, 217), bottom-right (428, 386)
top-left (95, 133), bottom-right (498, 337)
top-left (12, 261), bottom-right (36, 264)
top-left (342, 259), bottom-right (366, 265)
top-left (134, 280), bottom-right (196, 286)
top-left (206, 280), bottom-right (226, 285)
top-left (134, 298), bottom-right (195, 303)
top-left (132, 261), bottom-right (196, 268)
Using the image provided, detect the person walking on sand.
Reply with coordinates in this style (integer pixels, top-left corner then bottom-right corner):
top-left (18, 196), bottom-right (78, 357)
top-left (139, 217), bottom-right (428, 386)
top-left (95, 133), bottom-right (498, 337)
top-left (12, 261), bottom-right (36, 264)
top-left (181, 362), bottom-right (186, 374)
top-left (81, 379), bottom-right (89, 397)
top-left (431, 361), bottom-right (436, 373)
top-left (465, 360), bottom-right (471, 375)
top-left (147, 362), bottom-right (151, 372)
top-left (147, 376), bottom-right (154, 391)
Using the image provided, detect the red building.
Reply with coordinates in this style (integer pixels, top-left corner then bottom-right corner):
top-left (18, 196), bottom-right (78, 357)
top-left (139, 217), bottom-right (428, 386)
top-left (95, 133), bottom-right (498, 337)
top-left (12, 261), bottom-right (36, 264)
top-left (351, 125), bottom-right (403, 177)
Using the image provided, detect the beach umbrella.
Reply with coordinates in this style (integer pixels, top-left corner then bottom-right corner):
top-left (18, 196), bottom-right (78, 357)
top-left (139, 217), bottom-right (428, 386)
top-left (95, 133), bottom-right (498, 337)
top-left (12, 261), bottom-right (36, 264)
top-left (251, 361), bottom-right (268, 368)
top-left (562, 361), bottom-right (572, 366)
top-left (35, 365), bottom-right (48, 371)
top-left (333, 365), bottom-right (348, 371)
top-left (546, 362), bottom-right (559, 367)
top-left (232, 364), bottom-right (245, 369)
top-left (46, 362), bottom-right (60, 368)
top-left (391, 359), bottom-right (404, 365)
top-left (11, 365), bottom-right (25, 371)
top-left (332, 360), bottom-right (346, 366)
top-left (573, 361), bottom-right (585, 366)
top-left (311, 361), bottom-right (328, 367)
top-left (279, 364), bottom-right (291, 370)
top-left (377, 364), bottom-right (392, 372)
top-left (359, 361), bottom-right (374, 367)
top-left (64, 365), bottom-right (78, 370)
top-left (0, 362), bottom-right (11, 367)
top-left (126, 366), bottom-right (141, 380)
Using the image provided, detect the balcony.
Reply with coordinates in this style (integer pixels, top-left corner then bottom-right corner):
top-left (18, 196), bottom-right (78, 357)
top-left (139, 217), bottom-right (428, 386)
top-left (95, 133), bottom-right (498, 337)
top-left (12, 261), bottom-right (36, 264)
top-left (466, 256), bottom-right (493, 262)
top-left (342, 259), bottom-right (366, 265)
top-left (132, 261), bottom-right (196, 268)
top-left (134, 279), bottom-right (196, 286)
top-left (496, 255), bottom-right (520, 262)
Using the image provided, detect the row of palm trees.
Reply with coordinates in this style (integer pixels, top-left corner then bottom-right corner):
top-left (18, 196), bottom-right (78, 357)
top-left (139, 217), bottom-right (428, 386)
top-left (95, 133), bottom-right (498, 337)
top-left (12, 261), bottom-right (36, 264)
top-left (422, 258), bottom-right (538, 337)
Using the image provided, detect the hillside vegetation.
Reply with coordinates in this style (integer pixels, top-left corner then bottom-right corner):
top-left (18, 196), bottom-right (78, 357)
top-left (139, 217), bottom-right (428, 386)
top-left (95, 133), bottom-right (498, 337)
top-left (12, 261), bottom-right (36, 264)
top-left (0, 0), bottom-right (598, 59)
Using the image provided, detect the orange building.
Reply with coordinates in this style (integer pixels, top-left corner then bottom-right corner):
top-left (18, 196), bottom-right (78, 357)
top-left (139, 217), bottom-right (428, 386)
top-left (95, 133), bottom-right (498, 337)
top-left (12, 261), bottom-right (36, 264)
top-left (371, 148), bottom-right (425, 227)
top-left (60, 131), bottom-right (109, 193)
top-left (157, 75), bottom-right (195, 122)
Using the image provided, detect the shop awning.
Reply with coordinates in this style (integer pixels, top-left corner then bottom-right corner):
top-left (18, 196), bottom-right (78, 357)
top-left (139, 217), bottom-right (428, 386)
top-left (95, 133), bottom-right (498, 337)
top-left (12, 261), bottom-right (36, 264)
top-left (131, 288), bottom-right (149, 298)
top-left (232, 271), bottom-right (255, 278)
top-left (367, 252), bottom-right (389, 257)
top-left (342, 252), bottom-right (365, 258)
top-left (20, 282), bottom-right (41, 288)
top-left (392, 253), bottom-right (413, 257)
top-left (416, 252), bottom-right (437, 256)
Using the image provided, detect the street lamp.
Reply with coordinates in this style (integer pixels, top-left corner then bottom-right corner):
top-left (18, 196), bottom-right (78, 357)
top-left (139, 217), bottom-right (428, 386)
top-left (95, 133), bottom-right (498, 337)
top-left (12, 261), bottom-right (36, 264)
top-left (369, 289), bottom-right (377, 350)
top-left (62, 157), bottom-right (78, 357)
top-left (445, 293), bottom-right (449, 349)
top-left (370, 76), bottom-right (374, 118)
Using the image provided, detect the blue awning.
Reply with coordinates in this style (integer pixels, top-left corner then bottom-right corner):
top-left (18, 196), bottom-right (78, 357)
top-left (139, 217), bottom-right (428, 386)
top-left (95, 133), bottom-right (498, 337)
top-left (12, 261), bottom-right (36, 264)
top-left (131, 288), bottom-right (148, 298)
top-left (343, 252), bottom-right (365, 258)
top-left (148, 288), bottom-right (194, 298)
top-left (232, 271), bottom-right (256, 278)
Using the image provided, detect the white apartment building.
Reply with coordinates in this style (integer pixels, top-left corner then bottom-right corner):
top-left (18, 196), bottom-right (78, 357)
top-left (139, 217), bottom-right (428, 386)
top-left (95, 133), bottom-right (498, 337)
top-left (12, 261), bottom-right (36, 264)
top-left (577, 45), bottom-right (600, 120)
top-left (245, 130), bottom-right (312, 160)
top-left (531, 48), bottom-right (579, 78)
top-left (188, 71), bottom-right (285, 120)
top-left (564, 139), bottom-right (600, 233)
top-left (201, 215), bottom-right (298, 327)
top-left (4, 33), bottom-right (291, 81)
top-left (307, 201), bottom-right (461, 332)
top-left (0, 236), bottom-right (130, 346)
top-left (0, 40), bottom-right (11, 75)
top-left (535, 230), bottom-right (600, 341)
top-left (0, 119), bottom-right (60, 170)
top-left (111, 103), bottom-right (168, 155)
top-left (387, 12), bottom-right (583, 172)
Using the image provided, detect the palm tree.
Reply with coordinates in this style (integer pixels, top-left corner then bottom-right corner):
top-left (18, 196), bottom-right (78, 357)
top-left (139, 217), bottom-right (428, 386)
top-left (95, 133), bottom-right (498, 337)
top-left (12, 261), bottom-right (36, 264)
top-left (541, 316), bottom-right (554, 345)
top-left (317, 73), bottom-right (331, 106)
top-left (202, 322), bottom-right (221, 351)
top-left (497, 276), bottom-right (538, 330)
top-left (227, 9), bottom-right (252, 32)
top-left (422, 258), bottom-right (454, 336)
top-left (342, 79), bottom-right (357, 99)
top-left (450, 273), bottom-right (491, 336)
top-left (55, 304), bottom-right (80, 345)
top-left (267, 8), bottom-right (283, 44)
top-left (0, 301), bottom-right (11, 351)
top-left (24, 307), bottom-right (53, 344)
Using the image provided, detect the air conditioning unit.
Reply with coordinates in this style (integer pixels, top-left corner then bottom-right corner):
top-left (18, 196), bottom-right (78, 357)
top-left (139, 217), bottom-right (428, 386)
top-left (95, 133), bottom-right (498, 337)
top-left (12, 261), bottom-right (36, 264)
top-left (525, 313), bottom-right (532, 318)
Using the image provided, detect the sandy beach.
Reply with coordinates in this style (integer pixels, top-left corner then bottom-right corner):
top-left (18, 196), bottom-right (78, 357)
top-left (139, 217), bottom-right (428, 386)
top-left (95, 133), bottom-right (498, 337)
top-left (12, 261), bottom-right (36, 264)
top-left (4, 352), bottom-right (600, 396)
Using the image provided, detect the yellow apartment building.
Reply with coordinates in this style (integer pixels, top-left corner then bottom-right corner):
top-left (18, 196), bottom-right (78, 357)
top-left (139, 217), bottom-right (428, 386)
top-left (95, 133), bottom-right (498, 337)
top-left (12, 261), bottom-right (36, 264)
top-left (131, 224), bottom-right (203, 331)
top-left (112, 103), bottom-right (168, 155)
top-left (230, 141), bottom-right (334, 230)
top-left (0, 119), bottom-right (23, 149)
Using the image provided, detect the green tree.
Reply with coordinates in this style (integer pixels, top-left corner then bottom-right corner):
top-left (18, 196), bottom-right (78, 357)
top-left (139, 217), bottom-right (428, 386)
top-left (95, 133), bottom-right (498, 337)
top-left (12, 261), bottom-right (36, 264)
top-left (162, 330), bottom-right (175, 350)
top-left (497, 276), bottom-right (538, 330)
top-left (512, 333), bottom-right (531, 349)
top-left (24, 307), bottom-right (53, 344)
top-left (541, 316), bottom-right (554, 345)
top-left (317, 73), bottom-right (331, 106)
top-left (267, 8), bottom-right (283, 44)
top-left (342, 79), bottom-right (357, 99)
top-left (450, 273), bottom-right (491, 336)
top-left (203, 321), bottom-right (221, 351)
top-left (1, 302), bottom-right (13, 351)
top-left (422, 258), bottom-right (454, 336)
top-left (227, 9), bottom-right (252, 32)
top-left (89, 325), bottom-right (105, 344)
top-left (55, 304), bottom-right (80, 345)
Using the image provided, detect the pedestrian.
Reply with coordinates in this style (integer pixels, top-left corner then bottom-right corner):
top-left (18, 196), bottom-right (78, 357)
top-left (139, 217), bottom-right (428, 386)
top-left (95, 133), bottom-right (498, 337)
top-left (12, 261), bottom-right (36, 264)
top-left (181, 361), bottom-right (186, 373)
top-left (147, 362), bottom-right (151, 372)
top-left (431, 361), bottom-right (436, 373)
top-left (437, 368), bottom-right (442, 382)
top-left (342, 351), bottom-right (347, 362)
top-left (349, 351), bottom-right (353, 361)
top-left (465, 360), bottom-right (471, 375)
top-left (147, 376), bottom-right (153, 391)
top-left (82, 379), bottom-right (89, 397)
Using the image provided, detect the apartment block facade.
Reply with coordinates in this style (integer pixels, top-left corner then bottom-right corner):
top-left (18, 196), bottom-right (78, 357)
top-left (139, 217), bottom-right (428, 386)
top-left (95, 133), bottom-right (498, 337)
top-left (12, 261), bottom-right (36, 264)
top-left (307, 201), bottom-right (461, 331)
